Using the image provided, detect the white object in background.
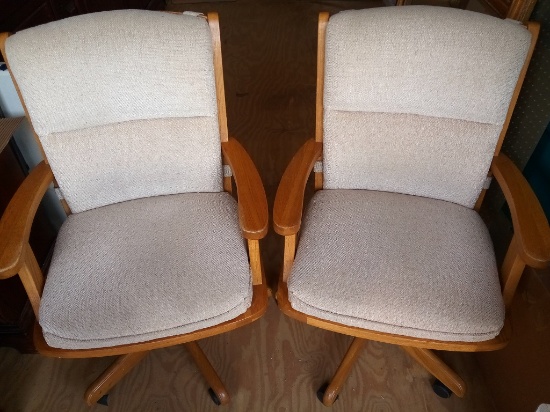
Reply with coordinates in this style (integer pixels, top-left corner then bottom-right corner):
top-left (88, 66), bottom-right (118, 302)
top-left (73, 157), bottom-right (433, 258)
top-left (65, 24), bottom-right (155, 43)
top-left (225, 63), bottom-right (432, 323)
top-left (0, 64), bottom-right (65, 229)
top-left (537, 404), bottom-right (550, 412)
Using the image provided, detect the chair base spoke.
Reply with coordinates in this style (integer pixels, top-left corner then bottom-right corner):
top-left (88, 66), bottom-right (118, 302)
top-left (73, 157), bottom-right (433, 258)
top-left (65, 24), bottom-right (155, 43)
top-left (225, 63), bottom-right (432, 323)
top-left (184, 341), bottom-right (230, 405)
top-left (85, 351), bottom-right (149, 406)
top-left (321, 337), bottom-right (366, 406)
top-left (401, 346), bottom-right (466, 397)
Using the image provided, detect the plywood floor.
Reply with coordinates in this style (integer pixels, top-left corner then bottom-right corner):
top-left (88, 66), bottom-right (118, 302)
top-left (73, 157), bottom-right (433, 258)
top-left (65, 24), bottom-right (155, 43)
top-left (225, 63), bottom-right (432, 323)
top-left (0, 300), bottom-right (496, 411)
top-left (0, 0), bottom-right (498, 411)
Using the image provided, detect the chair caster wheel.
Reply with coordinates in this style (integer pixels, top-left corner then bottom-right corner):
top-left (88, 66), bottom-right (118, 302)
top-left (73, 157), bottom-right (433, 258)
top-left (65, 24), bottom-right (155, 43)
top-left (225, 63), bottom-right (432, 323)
top-left (316, 382), bottom-right (339, 405)
top-left (316, 383), bottom-right (328, 403)
top-left (97, 394), bottom-right (109, 406)
top-left (208, 388), bottom-right (222, 406)
top-left (432, 379), bottom-right (452, 398)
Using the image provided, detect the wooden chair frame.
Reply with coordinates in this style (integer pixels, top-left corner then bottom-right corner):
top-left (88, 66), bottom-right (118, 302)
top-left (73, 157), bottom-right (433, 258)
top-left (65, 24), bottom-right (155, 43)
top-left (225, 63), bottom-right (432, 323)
top-left (0, 12), bottom-right (269, 406)
top-left (274, 12), bottom-right (550, 406)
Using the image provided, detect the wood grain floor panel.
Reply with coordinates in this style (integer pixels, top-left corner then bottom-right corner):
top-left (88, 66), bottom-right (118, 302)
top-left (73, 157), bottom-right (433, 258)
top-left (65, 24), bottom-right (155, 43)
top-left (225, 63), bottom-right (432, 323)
top-left (0, 300), bottom-right (495, 411)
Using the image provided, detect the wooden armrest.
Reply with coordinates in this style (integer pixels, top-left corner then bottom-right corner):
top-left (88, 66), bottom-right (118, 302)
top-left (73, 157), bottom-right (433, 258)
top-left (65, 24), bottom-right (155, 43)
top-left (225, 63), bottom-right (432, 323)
top-left (0, 161), bottom-right (54, 278)
top-left (491, 154), bottom-right (550, 268)
top-left (221, 139), bottom-right (268, 240)
top-left (274, 139), bottom-right (322, 236)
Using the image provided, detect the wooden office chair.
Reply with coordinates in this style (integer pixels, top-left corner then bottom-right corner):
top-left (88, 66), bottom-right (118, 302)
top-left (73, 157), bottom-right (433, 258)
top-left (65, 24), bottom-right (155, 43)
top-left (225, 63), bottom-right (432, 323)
top-left (0, 10), bottom-right (268, 406)
top-left (274, 6), bottom-right (550, 406)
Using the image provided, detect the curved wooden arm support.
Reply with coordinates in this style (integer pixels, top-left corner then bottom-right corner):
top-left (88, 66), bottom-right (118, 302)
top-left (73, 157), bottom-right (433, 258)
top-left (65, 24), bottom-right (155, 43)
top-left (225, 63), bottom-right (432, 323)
top-left (491, 154), bottom-right (550, 268)
top-left (221, 138), bottom-right (268, 240)
top-left (274, 139), bottom-right (322, 236)
top-left (0, 161), bottom-right (54, 279)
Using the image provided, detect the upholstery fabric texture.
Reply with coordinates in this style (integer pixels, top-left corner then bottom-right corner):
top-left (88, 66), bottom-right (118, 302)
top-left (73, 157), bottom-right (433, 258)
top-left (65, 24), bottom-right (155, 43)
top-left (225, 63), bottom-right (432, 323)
top-left (5, 10), bottom-right (217, 135)
top-left (323, 112), bottom-right (501, 208)
top-left (45, 118), bottom-right (222, 213)
top-left (39, 192), bottom-right (252, 350)
top-left (288, 190), bottom-right (504, 342)
top-left (5, 10), bottom-right (223, 211)
top-left (324, 7), bottom-right (531, 124)
top-left (322, 7), bottom-right (531, 207)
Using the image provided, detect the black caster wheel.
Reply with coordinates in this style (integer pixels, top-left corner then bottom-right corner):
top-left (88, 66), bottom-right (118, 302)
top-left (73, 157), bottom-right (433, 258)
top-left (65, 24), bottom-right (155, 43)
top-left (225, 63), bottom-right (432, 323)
top-left (432, 379), bottom-right (452, 398)
top-left (97, 394), bottom-right (109, 406)
top-left (316, 382), bottom-right (339, 405)
top-left (208, 388), bottom-right (222, 406)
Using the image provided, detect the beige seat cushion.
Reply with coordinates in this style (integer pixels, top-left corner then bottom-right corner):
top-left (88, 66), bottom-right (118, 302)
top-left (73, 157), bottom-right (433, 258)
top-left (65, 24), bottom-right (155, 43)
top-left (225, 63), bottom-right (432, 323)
top-left (288, 190), bottom-right (504, 342)
top-left (40, 192), bottom-right (252, 350)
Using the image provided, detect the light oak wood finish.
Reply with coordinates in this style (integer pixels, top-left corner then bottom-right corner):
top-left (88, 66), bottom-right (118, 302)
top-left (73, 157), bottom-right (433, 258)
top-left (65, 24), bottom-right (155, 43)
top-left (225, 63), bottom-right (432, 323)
top-left (273, 139), bottom-right (322, 237)
top-left (208, 12), bottom-right (233, 194)
top-left (494, 21), bottom-right (539, 156)
top-left (273, 138), bottom-right (321, 283)
top-left (321, 337), bottom-right (366, 406)
top-left (500, 235), bottom-right (526, 308)
top-left (506, 0), bottom-right (537, 22)
top-left (18, 243), bottom-right (44, 318)
top-left (248, 239), bottom-right (264, 286)
top-left (314, 13), bottom-right (328, 190)
top-left (58, 196), bottom-right (72, 216)
top-left (222, 138), bottom-right (269, 240)
top-left (0, 12), bottom-right (269, 406)
top-left (0, 161), bottom-right (53, 281)
top-left (282, 234), bottom-right (296, 282)
top-left (184, 341), bottom-right (230, 405)
top-left (0, 298), bottom-right (497, 411)
top-left (84, 351), bottom-right (149, 406)
top-left (401, 346), bottom-right (466, 398)
top-left (208, 12), bottom-right (228, 144)
top-left (273, 12), bottom-right (546, 403)
top-left (472, 21), bottom-right (538, 212)
top-left (491, 153), bottom-right (550, 269)
top-left (474, 185), bottom-right (487, 212)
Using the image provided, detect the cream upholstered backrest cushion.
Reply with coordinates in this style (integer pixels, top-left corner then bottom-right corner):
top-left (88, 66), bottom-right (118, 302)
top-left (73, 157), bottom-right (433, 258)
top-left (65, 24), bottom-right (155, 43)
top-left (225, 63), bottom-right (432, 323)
top-left (323, 7), bottom-right (531, 208)
top-left (6, 10), bottom-right (223, 212)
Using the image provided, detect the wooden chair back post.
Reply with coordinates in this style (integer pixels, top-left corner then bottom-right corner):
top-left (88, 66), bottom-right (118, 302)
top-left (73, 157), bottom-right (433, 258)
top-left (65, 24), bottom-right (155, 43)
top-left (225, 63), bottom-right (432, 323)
top-left (474, 21), bottom-right (539, 211)
top-left (314, 12), bottom-right (329, 191)
top-left (493, 22), bottom-right (539, 156)
top-left (207, 13), bottom-right (265, 285)
top-left (275, 6), bottom-right (328, 273)
top-left (208, 13), bottom-right (232, 194)
top-left (506, 0), bottom-right (538, 22)
top-left (479, 22), bottom-right (540, 301)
